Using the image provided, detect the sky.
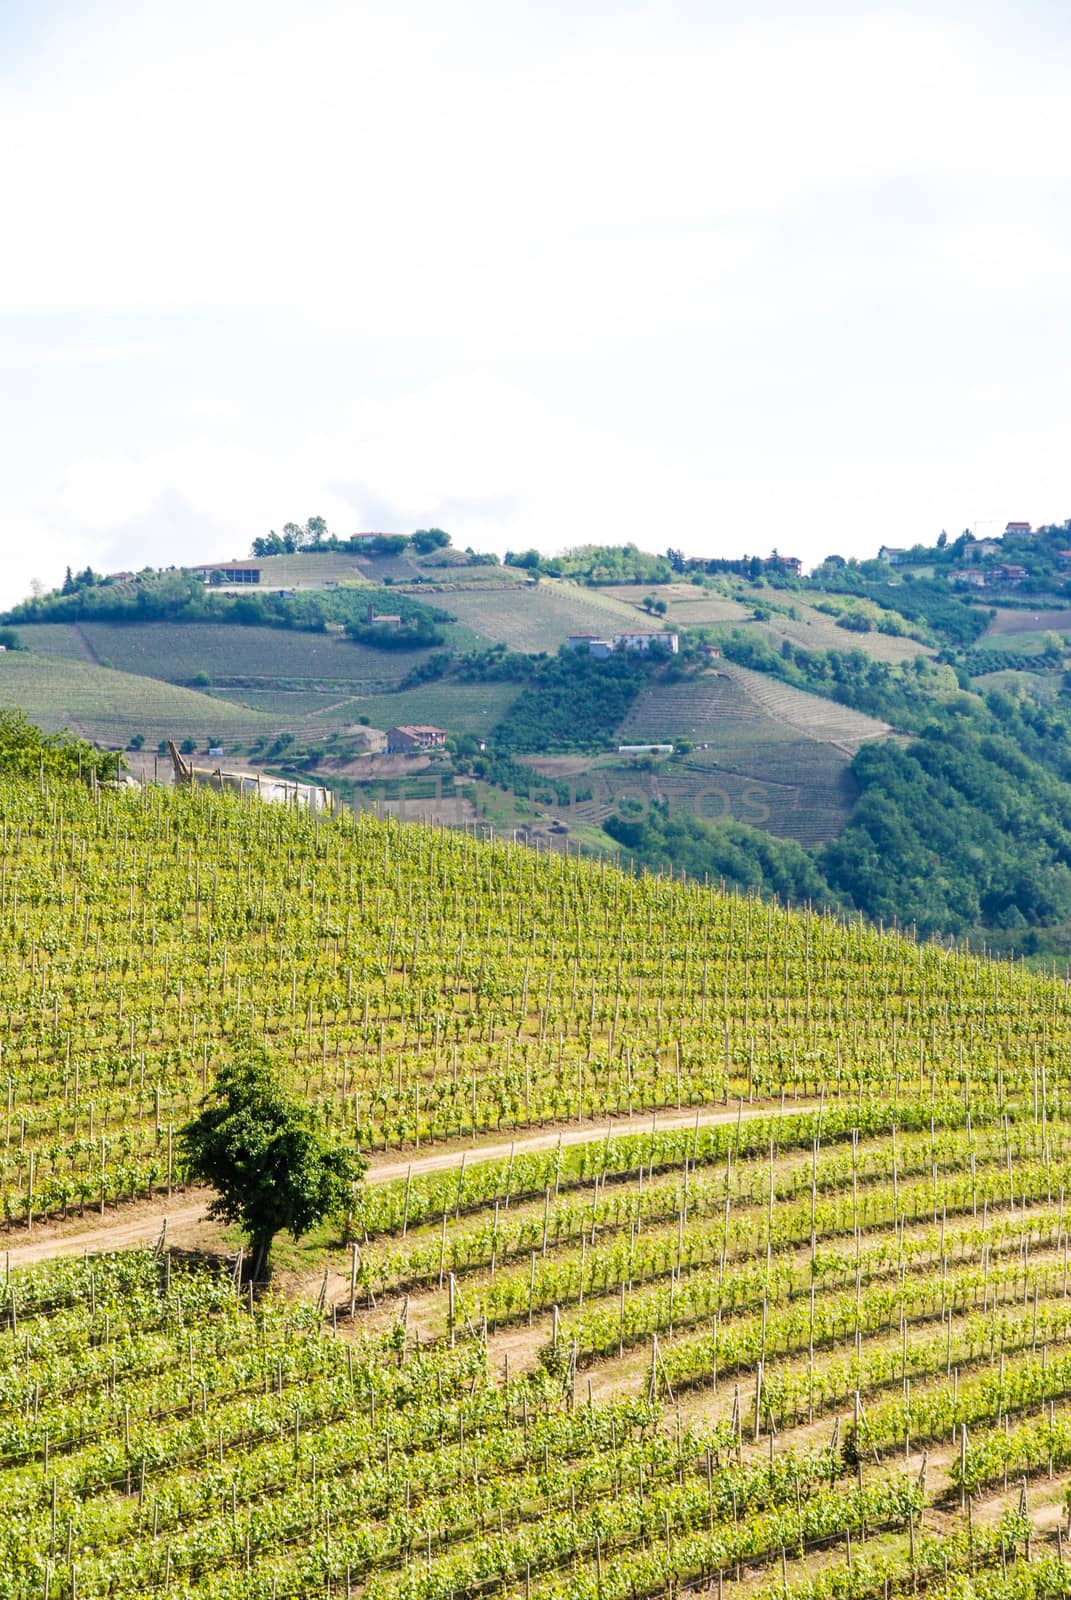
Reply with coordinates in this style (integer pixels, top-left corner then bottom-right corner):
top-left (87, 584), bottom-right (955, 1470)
top-left (1, 0), bottom-right (1070, 607)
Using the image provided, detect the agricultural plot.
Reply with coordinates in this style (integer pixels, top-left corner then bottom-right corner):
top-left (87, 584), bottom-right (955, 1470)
top-left (716, 661), bottom-right (891, 748)
top-left (324, 681), bottom-right (522, 738)
top-left (0, 653), bottom-right (276, 748)
top-left (242, 553), bottom-right (370, 587)
top-left (3, 779), bottom-right (1071, 1592)
top-left (67, 622), bottom-right (424, 689)
top-left (442, 582), bottom-right (642, 653)
top-left (758, 597), bottom-right (937, 665)
top-left (610, 670), bottom-right (871, 842)
top-left (985, 607), bottom-right (1071, 637)
top-left (9, 623), bottom-right (92, 662)
top-left (618, 665), bottom-right (889, 753)
top-left (598, 586), bottom-right (751, 628)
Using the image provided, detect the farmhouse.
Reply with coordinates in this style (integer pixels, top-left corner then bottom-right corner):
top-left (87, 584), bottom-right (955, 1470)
top-left (387, 725), bottom-right (447, 754)
top-left (190, 562), bottom-right (262, 585)
top-left (566, 632), bottom-right (679, 656)
top-left (878, 546), bottom-right (908, 565)
top-left (612, 630), bottom-right (679, 654)
top-left (985, 563), bottom-right (1029, 587)
top-left (1005, 522), bottom-right (1033, 537)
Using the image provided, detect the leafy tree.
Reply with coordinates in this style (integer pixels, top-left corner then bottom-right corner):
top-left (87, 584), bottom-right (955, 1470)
top-left (180, 1044), bottom-right (365, 1283)
top-left (412, 527), bottom-right (451, 553)
top-left (0, 710), bottom-right (119, 782)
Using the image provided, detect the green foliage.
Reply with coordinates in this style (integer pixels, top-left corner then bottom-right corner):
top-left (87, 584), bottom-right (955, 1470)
top-left (411, 527), bottom-right (451, 553)
top-left (603, 803), bottom-right (836, 906)
top-left (504, 544), bottom-right (674, 585)
top-left (491, 651), bottom-right (655, 752)
top-left (455, 645), bottom-right (535, 683)
top-left (720, 630), bottom-right (947, 728)
top-left (0, 628), bottom-right (23, 651)
top-left (4, 572), bottom-right (451, 640)
top-left (824, 706), bottom-right (1071, 938)
top-left (345, 619), bottom-right (445, 651)
top-left (809, 572), bottom-right (990, 649)
top-left (0, 709), bottom-right (119, 783)
top-left (180, 1042), bottom-right (366, 1282)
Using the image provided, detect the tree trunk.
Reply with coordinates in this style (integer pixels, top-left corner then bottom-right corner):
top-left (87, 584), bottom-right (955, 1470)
top-left (249, 1232), bottom-right (274, 1286)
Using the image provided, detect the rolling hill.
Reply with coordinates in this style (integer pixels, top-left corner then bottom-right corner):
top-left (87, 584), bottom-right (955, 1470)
top-left (1, 776), bottom-right (1070, 1595)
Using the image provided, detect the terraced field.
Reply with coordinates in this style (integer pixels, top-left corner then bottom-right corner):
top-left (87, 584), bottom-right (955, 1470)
top-left (2, 784), bottom-right (1071, 1596)
top-left (608, 667), bottom-right (886, 844)
top-left (620, 663), bottom-right (889, 752)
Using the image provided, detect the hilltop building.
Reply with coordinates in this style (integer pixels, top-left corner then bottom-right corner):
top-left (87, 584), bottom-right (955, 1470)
top-left (985, 564), bottom-right (1028, 587)
top-left (190, 562), bottom-right (262, 585)
top-left (387, 725), bottom-right (447, 754)
top-left (567, 631), bottom-right (679, 656)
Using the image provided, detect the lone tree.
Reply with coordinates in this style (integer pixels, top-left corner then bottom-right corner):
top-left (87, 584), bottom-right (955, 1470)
top-left (181, 1044), bottom-right (365, 1283)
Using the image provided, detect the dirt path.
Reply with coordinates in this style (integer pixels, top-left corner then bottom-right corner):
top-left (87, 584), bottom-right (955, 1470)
top-left (365, 1099), bottom-right (817, 1183)
top-left (0, 1100), bottom-right (815, 1272)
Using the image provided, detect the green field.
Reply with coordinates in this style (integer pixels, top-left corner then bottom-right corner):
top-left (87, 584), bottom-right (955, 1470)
top-left (0, 780), bottom-right (1070, 1596)
top-left (970, 629), bottom-right (1064, 655)
top-left (442, 579), bottom-right (642, 651)
top-left (74, 620), bottom-right (427, 686)
top-left (0, 651), bottom-right (278, 747)
top-left (326, 679), bottom-right (522, 737)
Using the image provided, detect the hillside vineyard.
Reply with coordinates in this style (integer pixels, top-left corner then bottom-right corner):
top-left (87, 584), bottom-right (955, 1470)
top-left (3, 778), bottom-right (1071, 1595)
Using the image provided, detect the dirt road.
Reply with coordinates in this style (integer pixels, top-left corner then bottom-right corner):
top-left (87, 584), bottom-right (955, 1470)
top-left (1, 1098), bottom-right (815, 1271)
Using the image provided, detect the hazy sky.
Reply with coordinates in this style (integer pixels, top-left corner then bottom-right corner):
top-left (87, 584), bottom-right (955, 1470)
top-left (2, 0), bottom-right (1070, 606)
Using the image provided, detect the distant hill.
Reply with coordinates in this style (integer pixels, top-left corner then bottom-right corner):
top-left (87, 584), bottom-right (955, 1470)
top-left (14, 534), bottom-right (1071, 957)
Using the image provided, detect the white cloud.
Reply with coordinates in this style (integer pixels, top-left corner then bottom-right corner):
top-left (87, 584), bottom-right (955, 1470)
top-left (1, 1), bottom-right (1070, 607)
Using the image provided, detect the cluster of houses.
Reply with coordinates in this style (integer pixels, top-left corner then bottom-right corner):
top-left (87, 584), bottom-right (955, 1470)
top-left (951, 564), bottom-right (1030, 589)
top-left (566, 630), bottom-right (679, 658)
top-left (879, 523), bottom-right (1049, 590)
